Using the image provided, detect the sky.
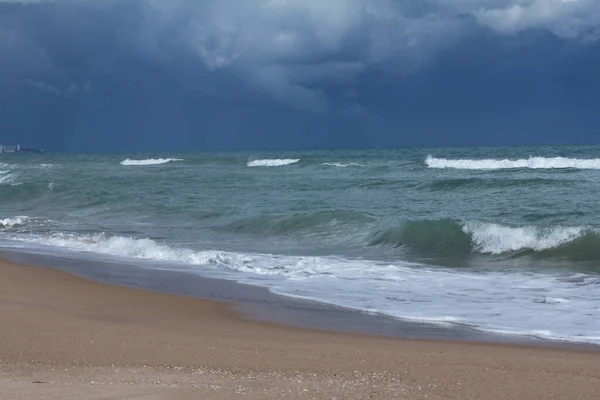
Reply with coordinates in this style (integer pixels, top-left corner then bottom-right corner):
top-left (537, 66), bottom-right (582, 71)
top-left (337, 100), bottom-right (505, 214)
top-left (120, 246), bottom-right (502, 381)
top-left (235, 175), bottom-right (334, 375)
top-left (0, 0), bottom-right (599, 152)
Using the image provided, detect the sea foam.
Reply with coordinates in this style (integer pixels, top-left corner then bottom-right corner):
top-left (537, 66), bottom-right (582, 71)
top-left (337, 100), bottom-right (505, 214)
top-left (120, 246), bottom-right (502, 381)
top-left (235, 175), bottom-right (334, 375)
top-left (0, 172), bottom-right (19, 185)
top-left (462, 222), bottom-right (588, 254)
top-left (369, 219), bottom-right (600, 260)
top-left (247, 159), bottom-right (300, 167)
top-left (426, 155), bottom-right (600, 170)
top-left (0, 216), bottom-right (31, 228)
top-left (120, 158), bottom-right (183, 166)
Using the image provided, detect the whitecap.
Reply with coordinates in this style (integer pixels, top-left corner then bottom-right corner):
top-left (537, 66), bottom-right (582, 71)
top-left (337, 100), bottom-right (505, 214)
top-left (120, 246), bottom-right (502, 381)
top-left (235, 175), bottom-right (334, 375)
top-left (322, 162), bottom-right (364, 168)
top-left (247, 159), bottom-right (300, 167)
top-left (426, 155), bottom-right (600, 170)
top-left (120, 158), bottom-right (183, 166)
top-left (0, 172), bottom-right (19, 185)
top-left (0, 216), bottom-right (31, 228)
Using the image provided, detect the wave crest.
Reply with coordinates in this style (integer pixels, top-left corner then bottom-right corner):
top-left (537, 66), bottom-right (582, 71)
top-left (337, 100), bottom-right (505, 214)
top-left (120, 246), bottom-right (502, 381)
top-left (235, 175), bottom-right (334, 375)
top-left (120, 158), bottom-right (183, 166)
top-left (247, 159), bottom-right (300, 167)
top-left (426, 155), bottom-right (600, 170)
top-left (369, 219), bottom-right (472, 256)
top-left (369, 219), bottom-right (600, 261)
top-left (0, 171), bottom-right (20, 185)
top-left (322, 162), bottom-right (364, 168)
top-left (0, 216), bottom-right (31, 228)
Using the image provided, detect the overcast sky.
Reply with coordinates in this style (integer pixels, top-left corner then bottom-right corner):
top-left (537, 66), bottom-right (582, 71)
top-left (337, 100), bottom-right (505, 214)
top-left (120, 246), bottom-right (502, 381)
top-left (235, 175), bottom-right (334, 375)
top-left (1, 0), bottom-right (599, 152)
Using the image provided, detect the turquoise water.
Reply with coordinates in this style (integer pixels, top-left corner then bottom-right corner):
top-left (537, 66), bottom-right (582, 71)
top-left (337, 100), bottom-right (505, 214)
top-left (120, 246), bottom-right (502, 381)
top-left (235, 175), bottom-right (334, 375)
top-left (1, 146), bottom-right (600, 343)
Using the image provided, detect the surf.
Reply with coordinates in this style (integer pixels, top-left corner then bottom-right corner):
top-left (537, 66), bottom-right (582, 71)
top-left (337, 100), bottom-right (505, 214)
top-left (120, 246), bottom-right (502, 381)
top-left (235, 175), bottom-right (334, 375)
top-left (369, 219), bottom-right (600, 262)
top-left (0, 171), bottom-right (21, 185)
top-left (425, 155), bottom-right (600, 170)
top-left (120, 158), bottom-right (183, 166)
top-left (247, 159), bottom-right (300, 167)
top-left (5, 230), bottom-right (600, 345)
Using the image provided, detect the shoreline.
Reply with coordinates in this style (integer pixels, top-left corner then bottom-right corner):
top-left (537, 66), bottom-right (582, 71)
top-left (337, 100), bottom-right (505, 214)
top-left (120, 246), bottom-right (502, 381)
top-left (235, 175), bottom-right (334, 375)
top-left (3, 249), bottom-right (599, 349)
top-left (3, 248), bottom-right (586, 347)
top-left (2, 254), bottom-right (600, 399)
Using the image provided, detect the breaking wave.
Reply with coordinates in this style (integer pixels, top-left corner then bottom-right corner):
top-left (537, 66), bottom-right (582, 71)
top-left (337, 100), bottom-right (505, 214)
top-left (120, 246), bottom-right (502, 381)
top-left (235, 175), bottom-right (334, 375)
top-left (322, 162), bottom-right (364, 168)
top-left (0, 216), bottom-right (31, 228)
top-left (0, 171), bottom-right (20, 185)
top-left (120, 158), bottom-right (183, 166)
top-left (425, 156), bottom-right (600, 170)
top-left (18, 233), bottom-right (238, 266)
top-left (247, 159), bottom-right (300, 167)
top-left (0, 216), bottom-right (55, 232)
top-left (369, 219), bottom-right (600, 261)
top-left (11, 233), bottom-right (347, 280)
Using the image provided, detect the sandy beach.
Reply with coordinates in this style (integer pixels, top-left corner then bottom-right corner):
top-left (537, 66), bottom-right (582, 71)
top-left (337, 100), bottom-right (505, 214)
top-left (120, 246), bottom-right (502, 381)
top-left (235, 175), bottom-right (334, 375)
top-left (1, 258), bottom-right (600, 400)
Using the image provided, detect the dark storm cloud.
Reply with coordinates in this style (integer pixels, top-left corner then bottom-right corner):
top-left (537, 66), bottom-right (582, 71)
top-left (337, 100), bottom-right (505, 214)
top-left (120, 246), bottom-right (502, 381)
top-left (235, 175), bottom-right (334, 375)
top-left (1, 0), bottom-right (599, 151)
top-left (2, 0), bottom-right (596, 111)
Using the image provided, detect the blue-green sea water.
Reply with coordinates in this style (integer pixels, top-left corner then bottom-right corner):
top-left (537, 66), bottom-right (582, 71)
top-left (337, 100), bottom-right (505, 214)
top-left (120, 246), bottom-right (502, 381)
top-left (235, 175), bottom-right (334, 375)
top-left (1, 146), bottom-right (600, 343)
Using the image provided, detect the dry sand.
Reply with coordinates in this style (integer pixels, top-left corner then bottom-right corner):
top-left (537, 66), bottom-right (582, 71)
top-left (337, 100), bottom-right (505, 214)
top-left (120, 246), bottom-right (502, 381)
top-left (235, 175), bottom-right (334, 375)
top-left (1, 259), bottom-right (599, 400)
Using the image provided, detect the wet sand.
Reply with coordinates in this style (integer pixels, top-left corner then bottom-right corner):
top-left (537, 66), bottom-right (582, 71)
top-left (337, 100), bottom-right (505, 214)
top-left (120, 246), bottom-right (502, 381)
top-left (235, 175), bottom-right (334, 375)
top-left (1, 258), bottom-right (600, 399)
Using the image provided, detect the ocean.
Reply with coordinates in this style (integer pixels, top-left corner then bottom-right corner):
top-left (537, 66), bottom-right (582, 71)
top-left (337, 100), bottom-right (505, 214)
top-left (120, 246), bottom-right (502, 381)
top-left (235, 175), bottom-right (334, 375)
top-left (1, 146), bottom-right (600, 344)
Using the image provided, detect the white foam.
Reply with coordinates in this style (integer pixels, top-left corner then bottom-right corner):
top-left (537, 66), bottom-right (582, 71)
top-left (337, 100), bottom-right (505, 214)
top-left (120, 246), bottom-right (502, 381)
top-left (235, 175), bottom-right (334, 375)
top-left (0, 172), bottom-right (19, 185)
top-left (463, 222), bottom-right (588, 254)
top-left (247, 159), bottom-right (300, 167)
top-left (16, 233), bottom-right (242, 267)
top-left (120, 158), bottom-right (183, 166)
top-left (322, 162), bottom-right (364, 168)
top-left (426, 155), bottom-right (600, 170)
top-left (0, 216), bottom-right (30, 228)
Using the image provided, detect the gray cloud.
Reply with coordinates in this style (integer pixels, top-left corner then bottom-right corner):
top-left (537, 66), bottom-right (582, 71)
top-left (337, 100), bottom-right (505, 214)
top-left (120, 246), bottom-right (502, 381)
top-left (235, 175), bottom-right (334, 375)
top-left (23, 79), bottom-right (62, 95)
top-left (22, 79), bottom-right (92, 97)
top-left (2, 0), bottom-right (600, 112)
top-left (473, 0), bottom-right (600, 39)
top-left (130, 0), bottom-right (600, 111)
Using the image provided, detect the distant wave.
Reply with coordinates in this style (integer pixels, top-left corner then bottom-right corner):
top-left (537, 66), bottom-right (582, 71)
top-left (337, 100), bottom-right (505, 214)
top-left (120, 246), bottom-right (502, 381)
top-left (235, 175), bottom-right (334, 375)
top-left (369, 219), bottom-right (600, 261)
top-left (0, 162), bottom-right (56, 169)
top-left (120, 158), bottom-right (183, 166)
top-left (0, 171), bottom-right (19, 185)
top-left (322, 162), bottom-right (364, 168)
top-left (426, 155), bottom-right (600, 170)
top-left (247, 159), bottom-right (300, 167)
